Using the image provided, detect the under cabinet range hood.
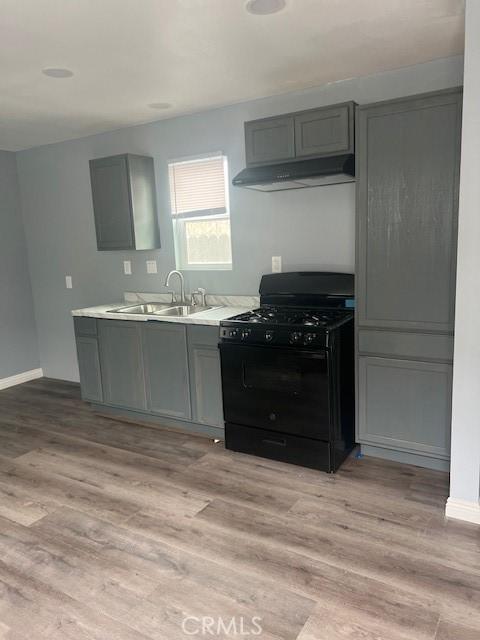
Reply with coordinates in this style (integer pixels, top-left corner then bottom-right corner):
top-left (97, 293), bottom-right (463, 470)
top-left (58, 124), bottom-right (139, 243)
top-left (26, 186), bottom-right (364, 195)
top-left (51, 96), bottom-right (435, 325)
top-left (232, 154), bottom-right (355, 192)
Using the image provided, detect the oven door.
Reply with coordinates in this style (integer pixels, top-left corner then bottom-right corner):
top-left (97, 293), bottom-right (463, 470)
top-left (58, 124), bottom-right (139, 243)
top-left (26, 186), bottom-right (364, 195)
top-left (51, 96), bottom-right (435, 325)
top-left (219, 343), bottom-right (331, 440)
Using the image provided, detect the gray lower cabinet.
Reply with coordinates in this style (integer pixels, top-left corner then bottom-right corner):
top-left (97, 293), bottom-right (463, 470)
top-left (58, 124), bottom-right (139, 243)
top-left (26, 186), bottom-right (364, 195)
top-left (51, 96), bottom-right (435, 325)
top-left (355, 88), bottom-right (461, 467)
top-left (74, 318), bottom-right (103, 403)
top-left (75, 336), bottom-right (103, 403)
top-left (98, 320), bottom-right (147, 411)
top-left (143, 323), bottom-right (191, 419)
top-left (358, 356), bottom-right (452, 460)
top-left (187, 325), bottom-right (223, 428)
top-left (75, 318), bottom-right (225, 436)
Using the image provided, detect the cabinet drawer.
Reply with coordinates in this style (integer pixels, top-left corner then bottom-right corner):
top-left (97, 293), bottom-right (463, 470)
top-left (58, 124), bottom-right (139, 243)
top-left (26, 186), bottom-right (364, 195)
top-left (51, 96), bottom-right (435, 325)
top-left (357, 356), bottom-right (452, 458)
top-left (225, 422), bottom-right (330, 471)
top-left (245, 116), bottom-right (295, 166)
top-left (295, 104), bottom-right (354, 158)
top-left (358, 329), bottom-right (453, 362)
top-left (187, 324), bottom-right (220, 348)
top-left (74, 316), bottom-right (98, 337)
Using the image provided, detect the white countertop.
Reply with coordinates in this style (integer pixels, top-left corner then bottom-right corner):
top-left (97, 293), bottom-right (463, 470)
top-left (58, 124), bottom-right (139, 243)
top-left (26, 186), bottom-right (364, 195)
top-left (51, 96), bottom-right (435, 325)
top-left (71, 303), bottom-right (252, 326)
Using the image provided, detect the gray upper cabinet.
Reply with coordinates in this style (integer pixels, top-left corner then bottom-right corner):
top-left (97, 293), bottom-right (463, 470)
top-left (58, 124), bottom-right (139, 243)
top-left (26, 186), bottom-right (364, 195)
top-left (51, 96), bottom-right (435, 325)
top-left (187, 325), bottom-right (223, 428)
top-left (98, 320), bottom-right (147, 411)
top-left (89, 154), bottom-right (160, 251)
top-left (245, 116), bottom-right (295, 166)
top-left (142, 323), bottom-right (191, 420)
top-left (244, 102), bottom-right (356, 167)
top-left (356, 90), bottom-right (462, 332)
top-left (294, 103), bottom-right (354, 158)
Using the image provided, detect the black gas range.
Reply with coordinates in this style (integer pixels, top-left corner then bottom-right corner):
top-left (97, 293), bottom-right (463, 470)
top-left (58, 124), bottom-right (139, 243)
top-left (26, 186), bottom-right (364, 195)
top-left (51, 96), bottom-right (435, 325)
top-left (219, 272), bottom-right (355, 473)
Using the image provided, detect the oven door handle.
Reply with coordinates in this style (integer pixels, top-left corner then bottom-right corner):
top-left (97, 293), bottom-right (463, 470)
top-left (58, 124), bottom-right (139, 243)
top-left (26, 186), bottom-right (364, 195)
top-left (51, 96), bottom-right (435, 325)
top-left (241, 363), bottom-right (252, 389)
top-left (262, 437), bottom-right (287, 447)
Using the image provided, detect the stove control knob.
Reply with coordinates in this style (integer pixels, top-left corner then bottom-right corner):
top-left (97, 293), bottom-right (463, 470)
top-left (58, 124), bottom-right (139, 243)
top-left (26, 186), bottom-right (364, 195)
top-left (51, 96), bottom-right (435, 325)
top-left (241, 329), bottom-right (251, 340)
top-left (229, 329), bottom-right (239, 338)
top-left (290, 331), bottom-right (303, 344)
top-left (265, 330), bottom-right (274, 342)
top-left (304, 332), bottom-right (317, 344)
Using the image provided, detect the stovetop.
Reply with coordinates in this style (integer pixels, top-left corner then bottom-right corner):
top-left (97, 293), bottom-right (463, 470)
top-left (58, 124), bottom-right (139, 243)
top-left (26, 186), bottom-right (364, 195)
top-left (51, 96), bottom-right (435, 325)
top-left (220, 305), bottom-right (353, 348)
top-left (231, 306), bottom-right (348, 328)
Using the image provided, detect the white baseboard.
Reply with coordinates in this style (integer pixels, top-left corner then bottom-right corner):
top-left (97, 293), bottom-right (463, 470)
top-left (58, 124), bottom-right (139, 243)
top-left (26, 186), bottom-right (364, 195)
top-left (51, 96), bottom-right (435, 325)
top-left (0, 368), bottom-right (43, 391)
top-left (446, 497), bottom-right (480, 525)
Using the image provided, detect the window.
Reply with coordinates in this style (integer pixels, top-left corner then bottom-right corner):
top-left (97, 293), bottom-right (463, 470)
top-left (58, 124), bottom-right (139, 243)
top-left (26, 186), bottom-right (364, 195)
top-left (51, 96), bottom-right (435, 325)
top-left (168, 154), bottom-right (232, 270)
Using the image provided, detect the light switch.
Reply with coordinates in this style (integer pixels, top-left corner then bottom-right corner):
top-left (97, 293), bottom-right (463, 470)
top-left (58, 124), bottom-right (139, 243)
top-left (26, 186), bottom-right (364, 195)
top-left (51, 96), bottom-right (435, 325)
top-left (146, 260), bottom-right (157, 274)
top-left (123, 260), bottom-right (132, 275)
top-left (272, 256), bottom-right (282, 273)
top-left (65, 275), bottom-right (73, 289)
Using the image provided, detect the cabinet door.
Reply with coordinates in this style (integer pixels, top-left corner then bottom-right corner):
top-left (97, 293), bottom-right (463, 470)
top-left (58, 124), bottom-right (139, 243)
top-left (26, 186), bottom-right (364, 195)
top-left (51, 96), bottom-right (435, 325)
top-left (98, 321), bottom-right (146, 410)
top-left (356, 90), bottom-right (461, 332)
top-left (90, 155), bottom-right (134, 250)
top-left (188, 326), bottom-right (223, 428)
top-left (358, 356), bottom-right (452, 459)
top-left (143, 323), bottom-right (191, 419)
top-left (294, 104), bottom-right (354, 158)
top-left (76, 337), bottom-right (103, 403)
top-left (245, 116), bottom-right (295, 166)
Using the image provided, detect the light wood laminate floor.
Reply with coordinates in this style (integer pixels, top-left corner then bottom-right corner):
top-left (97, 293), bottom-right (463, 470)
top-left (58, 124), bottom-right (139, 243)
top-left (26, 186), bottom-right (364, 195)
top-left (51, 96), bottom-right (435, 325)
top-left (0, 378), bottom-right (478, 639)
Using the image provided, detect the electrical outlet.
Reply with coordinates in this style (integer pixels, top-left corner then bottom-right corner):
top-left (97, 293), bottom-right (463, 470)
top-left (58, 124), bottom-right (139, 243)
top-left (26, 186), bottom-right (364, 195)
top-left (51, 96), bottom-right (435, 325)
top-left (65, 275), bottom-right (73, 289)
top-left (123, 260), bottom-right (132, 275)
top-left (146, 260), bottom-right (157, 274)
top-left (272, 256), bottom-right (282, 273)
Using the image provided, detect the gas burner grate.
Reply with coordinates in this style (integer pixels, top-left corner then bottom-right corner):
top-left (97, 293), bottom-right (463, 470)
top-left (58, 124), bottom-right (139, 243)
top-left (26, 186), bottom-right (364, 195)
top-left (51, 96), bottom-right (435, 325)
top-left (231, 307), bottom-right (345, 327)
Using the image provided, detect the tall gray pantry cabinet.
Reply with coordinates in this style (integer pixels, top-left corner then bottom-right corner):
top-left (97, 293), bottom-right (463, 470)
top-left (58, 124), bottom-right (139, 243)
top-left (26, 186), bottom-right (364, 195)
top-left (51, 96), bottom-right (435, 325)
top-left (355, 88), bottom-right (462, 470)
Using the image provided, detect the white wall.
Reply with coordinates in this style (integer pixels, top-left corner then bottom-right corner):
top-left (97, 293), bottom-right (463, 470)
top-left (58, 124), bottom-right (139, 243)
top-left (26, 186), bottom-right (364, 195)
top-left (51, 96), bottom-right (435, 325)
top-left (447, 1), bottom-right (480, 524)
top-left (16, 56), bottom-right (463, 382)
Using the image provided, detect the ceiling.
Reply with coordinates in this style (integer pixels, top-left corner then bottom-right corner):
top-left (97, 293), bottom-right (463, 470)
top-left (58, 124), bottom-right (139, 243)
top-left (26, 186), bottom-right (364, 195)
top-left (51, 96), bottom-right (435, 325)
top-left (0, 0), bottom-right (465, 151)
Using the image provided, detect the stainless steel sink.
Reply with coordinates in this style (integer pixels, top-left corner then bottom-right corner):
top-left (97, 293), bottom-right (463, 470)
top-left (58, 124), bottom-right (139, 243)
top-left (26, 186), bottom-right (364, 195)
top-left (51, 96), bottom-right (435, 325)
top-left (154, 305), bottom-right (212, 317)
top-left (108, 303), bottom-right (212, 316)
top-left (108, 303), bottom-right (175, 314)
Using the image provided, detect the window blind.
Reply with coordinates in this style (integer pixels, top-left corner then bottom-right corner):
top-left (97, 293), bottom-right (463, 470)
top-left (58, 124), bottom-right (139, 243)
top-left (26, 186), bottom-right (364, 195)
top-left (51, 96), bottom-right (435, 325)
top-left (169, 155), bottom-right (227, 218)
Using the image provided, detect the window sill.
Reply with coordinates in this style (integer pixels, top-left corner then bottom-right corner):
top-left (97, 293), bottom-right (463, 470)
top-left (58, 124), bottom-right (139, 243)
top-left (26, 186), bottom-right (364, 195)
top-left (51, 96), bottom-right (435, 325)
top-left (176, 264), bottom-right (233, 272)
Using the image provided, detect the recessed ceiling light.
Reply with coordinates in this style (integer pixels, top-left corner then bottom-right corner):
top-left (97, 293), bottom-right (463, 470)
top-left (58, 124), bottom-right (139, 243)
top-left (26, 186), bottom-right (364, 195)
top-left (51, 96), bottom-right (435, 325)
top-left (245, 0), bottom-right (286, 15)
top-left (42, 68), bottom-right (74, 78)
top-left (148, 102), bottom-right (172, 110)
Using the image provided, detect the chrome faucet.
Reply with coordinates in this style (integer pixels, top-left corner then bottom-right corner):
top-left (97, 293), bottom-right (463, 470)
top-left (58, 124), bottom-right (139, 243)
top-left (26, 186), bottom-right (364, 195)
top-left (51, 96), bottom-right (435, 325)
top-left (165, 270), bottom-right (186, 304)
top-left (191, 287), bottom-right (207, 307)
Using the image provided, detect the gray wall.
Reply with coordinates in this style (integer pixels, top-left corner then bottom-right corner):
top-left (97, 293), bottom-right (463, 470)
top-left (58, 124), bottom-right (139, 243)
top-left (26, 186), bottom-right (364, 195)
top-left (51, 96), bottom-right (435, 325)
top-left (0, 151), bottom-right (39, 378)
top-left (16, 56), bottom-right (463, 382)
